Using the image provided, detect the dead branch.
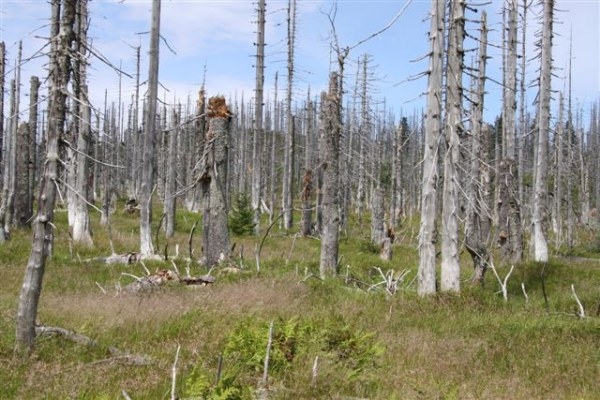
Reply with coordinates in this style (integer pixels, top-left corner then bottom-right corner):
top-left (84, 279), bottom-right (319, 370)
top-left (35, 325), bottom-right (151, 365)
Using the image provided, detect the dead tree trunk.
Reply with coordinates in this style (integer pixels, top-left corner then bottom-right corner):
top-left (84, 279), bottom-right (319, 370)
top-left (282, 0), bottom-right (297, 230)
top-left (16, 0), bottom-right (76, 353)
top-left (71, 0), bottom-right (92, 246)
top-left (140, 0), bottom-right (161, 256)
top-left (319, 73), bottom-right (341, 279)
top-left (163, 105), bottom-right (179, 238)
top-left (200, 97), bottom-right (231, 267)
top-left (28, 76), bottom-right (40, 222)
top-left (252, 0), bottom-right (266, 234)
top-left (14, 122), bottom-right (31, 227)
top-left (441, 0), bottom-right (466, 292)
top-left (531, 0), bottom-right (554, 263)
top-left (465, 11), bottom-right (490, 284)
top-left (418, 0), bottom-right (445, 295)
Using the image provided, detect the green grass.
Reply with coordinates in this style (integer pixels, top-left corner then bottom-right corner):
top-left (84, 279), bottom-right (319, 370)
top-left (0, 202), bottom-right (599, 399)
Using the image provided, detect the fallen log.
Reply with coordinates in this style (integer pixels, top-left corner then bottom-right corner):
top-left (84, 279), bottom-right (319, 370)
top-left (35, 325), bottom-right (151, 365)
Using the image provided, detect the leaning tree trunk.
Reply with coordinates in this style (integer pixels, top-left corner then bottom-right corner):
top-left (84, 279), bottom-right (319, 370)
top-left (531, 0), bottom-right (554, 263)
top-left (140, 0), bottom-right (161, 256)
top-left (418, 0), bottom-right (445, 295)
top-left (200, 97), bottom-right (231, 267)
top-left (28, 76), bottom-right (40, 222)
top-left (319, 73), bottom-right (341, 279)
top-left (15, 0), bottom-right (76, 353)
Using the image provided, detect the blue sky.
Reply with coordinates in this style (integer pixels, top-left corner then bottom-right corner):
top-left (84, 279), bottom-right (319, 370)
top-left (1, 0), bottom-right (599, 126)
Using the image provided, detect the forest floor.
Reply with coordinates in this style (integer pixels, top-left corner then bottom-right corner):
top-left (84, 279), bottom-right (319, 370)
top-left (1, 203), bottom-right (599, 399)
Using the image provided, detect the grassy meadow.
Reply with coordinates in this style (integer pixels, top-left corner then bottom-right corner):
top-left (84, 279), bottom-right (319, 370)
top-left (0, 202), bottom-right (599, 399)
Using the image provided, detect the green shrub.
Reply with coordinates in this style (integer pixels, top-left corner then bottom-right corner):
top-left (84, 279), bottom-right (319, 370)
top-left (229, 192), bottom-right (256, 236)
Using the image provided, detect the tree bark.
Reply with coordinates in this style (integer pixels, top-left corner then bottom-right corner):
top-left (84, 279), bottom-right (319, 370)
top-left (418, 0), bottom-right (445, 295)
top-left (252, 0), bottom-right (266, 234)
top-left (532, 0), bottom-right (554, 263)
top-left (163, 105), bottom-right (179, 238)
top-left (319, 73), bottom-right (341, 279)
top-left (140, 0), bottom-right (161, 256)
top-left (441, 0), bottom-right (466, 292)
top-left (200, 97), bottom-right (231, 267)
top-left (465, 11), bottom-right (490, 284)
top-left (16, 0), bottom-right (77, 353)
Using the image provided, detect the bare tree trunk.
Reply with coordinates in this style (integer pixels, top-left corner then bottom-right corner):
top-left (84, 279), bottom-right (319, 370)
top-left (14, 122), bottom-right (31, 227)
top-left (71, 0), bottom-right (92, 246)
top-left (441, 0), bottom-right (466, 292)
top-left (552, 93), bottom-right (565, 246)
top-left (16, 0), bottom-right (76, 353)
top-left (300, 95), bottom-right (315, 236)
top-left (282, 0), bottom-right (297, 230)
top-left (465, 11), bottom-right (490, 284)
top-left (319, 73), bottom-right (341, 279)
top-left (371, 187), bottom-right (385, 246)
top-left (163, 105), bottom-right (179, 238)
top-left (418, 0), bottom-right (445, 295)
top-left (28, 76), bottom-right (40, 222)
top-left (140, 0), bottom-right (161, 256)
top-left (252, 0), bottom-right (266, 234)
top-left (531, 0), bottom-right (554, 263)
top-left (200, 97), bottom-right (231, 267)
top-left (0, 42), bottom-right (4, 172)
top-left (497, 0), bottom-right (523, 264)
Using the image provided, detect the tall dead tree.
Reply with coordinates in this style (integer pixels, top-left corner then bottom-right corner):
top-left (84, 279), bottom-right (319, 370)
top-left (16, 0), bottom-right (77, 353)
top-left (418, 0), bottom-right (445, 295)
top-left (0, 42), bottom-right (4, 171)
top-left (140, 0), bottom-right (161, 256)
top-left (496, 0), bottom-right (523, 264)
top-left (163, 105), bottom-right (179, 238)
top-left (252, 0), bottom-right (266, 234)
top-left (28, 76), bottom-right (41, 222)
top-left (464, 11), bottom-right (491, 284)
top-left (319, 73), bottom-right (341, 279)
top-left (531, 0), bottom-right (554, 263)
top-left (282, 0), bottom-right (297, 230)
top-left (440, 0), bottom-right (466, 292)
top-left (300, 92), bottom-right (315, 236)
top-left (70, 0), bottom-right (93, 246)
top-left (200, 97), bottom-right (231, 267)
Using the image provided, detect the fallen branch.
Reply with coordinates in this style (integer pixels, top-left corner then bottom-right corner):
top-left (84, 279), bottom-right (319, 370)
top-left (171, 345), bottom-right (181, 400)
top-left (571, 284), bottom-right (586, 319)
top-left (35, 325), bottom-right (151, 365)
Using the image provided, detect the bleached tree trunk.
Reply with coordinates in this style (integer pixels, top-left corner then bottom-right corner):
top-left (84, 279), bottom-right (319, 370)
top-left (16, 0), bottom-right (76, 353)
top-left (319, 73), bottom-right (341, 279)
top-left (440, 0), bottom-right (466, 292)
top-left (465, 11), bottom-right (490, 284)
top-left (0, 78), bottom-right (18, 239)
top-left (282, 0), bottom-right (297, 230)
top-left (391, 118), bottom-right (407, 228)
top-left (531, 0), bottom-right (554, 263)
top-left (163, 105), bottom-right (179, 238)
top-left (418, 0), bottom-right (445, 296)
top-left (552, 93), bottom-right (565, 246)
top-left (71, 0), bottom-right (92, 246)
top-left (497, 0), bottom-right (523, 264)
top-left (0, 42), bottom-right (4, 171)
top-left (252, 0), bottom-right (265, 234)
top-left (28, 76), bottom-right (40, 221)
top-left (140, 0), bottom-right (161, 256)
top-left (200, 97), bottom-right (231, 267)
top-left (517, 0), bottom-right (529, 219)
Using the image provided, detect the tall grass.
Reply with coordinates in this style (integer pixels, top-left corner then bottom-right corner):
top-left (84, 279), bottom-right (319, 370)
top-left (0, 202), bottom-right (598, 399)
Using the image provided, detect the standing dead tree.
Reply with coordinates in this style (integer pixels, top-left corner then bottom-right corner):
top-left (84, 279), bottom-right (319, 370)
top-left (418, 0), bottom-right (445, 295)
top-left (200, 96), bottom-right (232, 267)
top-left (140, 0), bottom-right (161, 256)
top-left (531, 0), bottom-right (554, 263)
top-left (15, 0), bottom-right (77, 353)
